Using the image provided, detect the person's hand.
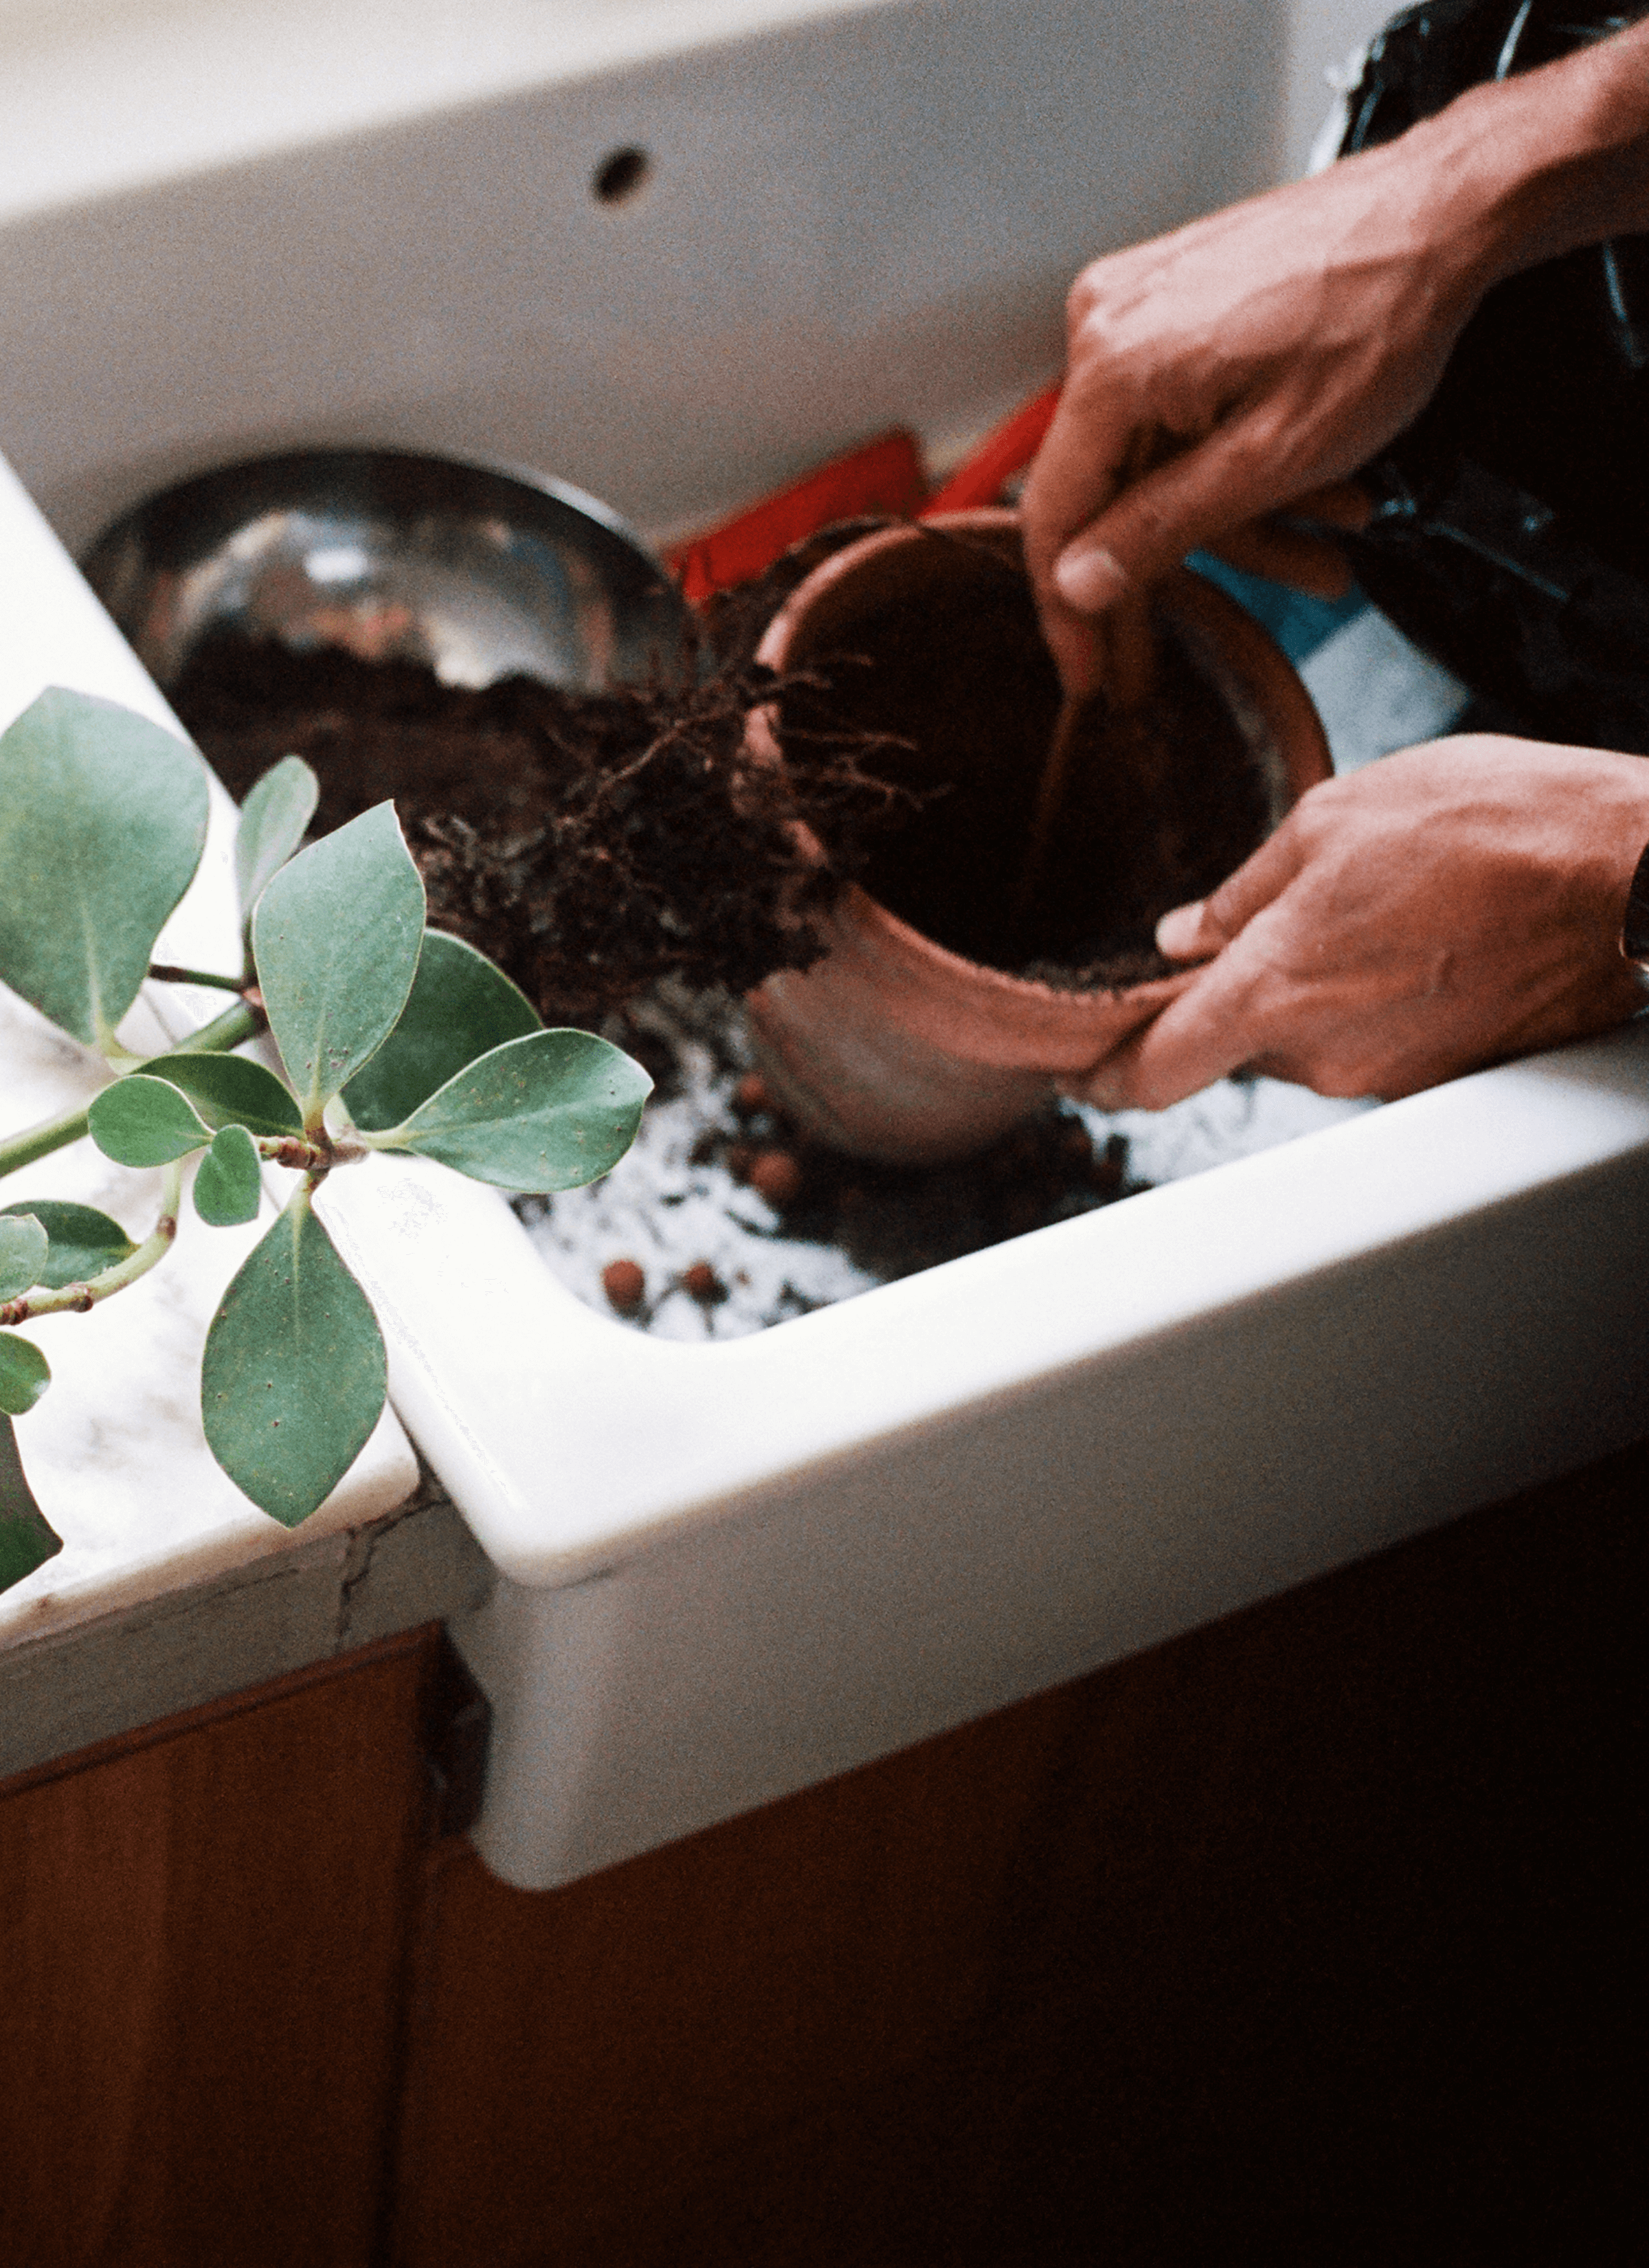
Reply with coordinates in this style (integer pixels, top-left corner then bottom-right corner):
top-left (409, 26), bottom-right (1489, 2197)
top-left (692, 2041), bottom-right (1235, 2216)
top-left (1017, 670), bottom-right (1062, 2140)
top-left (1021, 135), bottom-right (1492, 695)
top-left (1063, 739), bottom-right (1649, 1111)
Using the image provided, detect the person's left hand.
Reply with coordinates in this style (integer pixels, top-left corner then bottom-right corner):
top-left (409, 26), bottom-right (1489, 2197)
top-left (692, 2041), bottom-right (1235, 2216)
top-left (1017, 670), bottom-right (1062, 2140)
top-left (1062, 736), bottom-right (1649, 1111)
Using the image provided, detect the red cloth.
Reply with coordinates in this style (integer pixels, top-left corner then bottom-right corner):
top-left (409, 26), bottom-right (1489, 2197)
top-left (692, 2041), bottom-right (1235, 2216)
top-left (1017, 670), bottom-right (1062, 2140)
top-left (664, 429), bottom-right (926, 604)
top-left (662, 383), bottom-right (1062, 604)
top-left (919, 383), bottom-right (1060, 518)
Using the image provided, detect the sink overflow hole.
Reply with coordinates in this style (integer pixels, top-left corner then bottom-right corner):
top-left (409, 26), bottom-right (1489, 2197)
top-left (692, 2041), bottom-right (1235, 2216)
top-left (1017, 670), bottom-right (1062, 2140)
top-left (593, 147), bottom-right (650, 205)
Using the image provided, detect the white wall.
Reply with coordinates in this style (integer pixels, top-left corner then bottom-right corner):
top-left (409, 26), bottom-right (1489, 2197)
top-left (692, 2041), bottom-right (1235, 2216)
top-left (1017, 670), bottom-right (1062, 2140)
top-left (0, 2), bottom-right (899, 226)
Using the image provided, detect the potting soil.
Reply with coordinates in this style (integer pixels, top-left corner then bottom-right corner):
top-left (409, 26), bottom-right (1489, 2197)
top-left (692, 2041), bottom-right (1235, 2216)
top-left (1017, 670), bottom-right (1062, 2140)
top-left (517, 976), bottom-right (1137, 1339)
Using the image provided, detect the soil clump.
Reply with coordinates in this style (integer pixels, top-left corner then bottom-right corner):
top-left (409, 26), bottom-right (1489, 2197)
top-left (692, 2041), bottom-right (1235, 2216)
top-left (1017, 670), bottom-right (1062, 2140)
top-left (708, 1082), bottom-right (1129, 1286)
top-left (170, 520), bottom-right (1268, 1026)
top-left (170, 540), bottom-right (899, 1026)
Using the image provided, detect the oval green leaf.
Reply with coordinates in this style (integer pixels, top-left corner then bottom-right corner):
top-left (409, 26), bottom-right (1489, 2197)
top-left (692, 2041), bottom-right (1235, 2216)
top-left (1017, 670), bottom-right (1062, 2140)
top-left (88, 1074), bottom-right (212, 1167)
top-left (0, 1200), bottom-right (136, 1289)
top-left (236, 754), bottom-right (319, 922)
top-left (194, 1124), bottom-right (265, 1228)
top-left (2, 1413), bottom-right (63, 1592)
top-left (343, 931), bottom-right (542, 1133)
top-left (201, 1188), bottom-right (386, 1526)
top-left (0, 1215), bottom-right (49, 1303)
top-left (142, 1050), bottom-right (302, 1138)
top-left (0, 686), bottom-right (210, 1048)
top-left (0, 1332), bottom-right (52, 1419)
top-left (379, 1030), bottom-right (651, 1192)
top-left (251, 803), bottom-right (425, 1126)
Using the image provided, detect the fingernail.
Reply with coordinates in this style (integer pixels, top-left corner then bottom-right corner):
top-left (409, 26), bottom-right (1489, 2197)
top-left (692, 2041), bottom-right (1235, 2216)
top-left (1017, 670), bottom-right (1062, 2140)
top-left (1054, 544), bottom-right (1130, 614)
top-left (1156, 902), bottom-right (1204, 958)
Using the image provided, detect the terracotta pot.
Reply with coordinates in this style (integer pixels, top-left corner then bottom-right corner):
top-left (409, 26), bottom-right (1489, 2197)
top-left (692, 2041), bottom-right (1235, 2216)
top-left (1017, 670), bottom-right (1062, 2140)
top-left (744, 509), bottom-right (1332, 1164)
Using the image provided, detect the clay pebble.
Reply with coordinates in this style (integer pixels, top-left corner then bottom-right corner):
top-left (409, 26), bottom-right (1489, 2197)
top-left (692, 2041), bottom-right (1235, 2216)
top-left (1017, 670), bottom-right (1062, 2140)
top-left (601, 1258), bottom-right (647, 1313)
top-left (681, 1260), bottom-right (729, 1305)
top-left (746, 1150), bottom-right (804, 1208)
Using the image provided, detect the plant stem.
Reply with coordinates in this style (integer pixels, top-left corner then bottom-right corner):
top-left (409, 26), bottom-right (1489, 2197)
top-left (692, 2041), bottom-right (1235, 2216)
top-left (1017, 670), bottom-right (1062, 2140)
top-left (0, 1161), bottom-right (182, 1326)
top-left (0, 998), bottom-right (264, 1183)
top-left (169, 998), bottom-right (265, 1057)
top-left (148, 963), bottom-right (249, 993)
top-left (256, 1135), bottom-right (361, 1172)
top-left (0, 1104), bottom-right (97, 1181)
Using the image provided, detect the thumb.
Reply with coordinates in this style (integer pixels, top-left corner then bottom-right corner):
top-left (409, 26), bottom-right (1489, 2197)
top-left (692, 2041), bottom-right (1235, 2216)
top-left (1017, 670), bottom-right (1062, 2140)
top-left (1038, 601), bottom-right (1109, 702)
top-left (1156, 816), bottom-right (1312, 961)
top-left (1156, 898), bottom-right (1221, 961)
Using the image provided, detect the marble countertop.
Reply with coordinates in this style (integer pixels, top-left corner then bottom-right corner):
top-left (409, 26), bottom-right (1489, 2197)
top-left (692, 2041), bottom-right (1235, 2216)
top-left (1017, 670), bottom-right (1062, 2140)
top-left (1, 454), bottom-right (417, 1663)
top-left (1, 986), bottom-right (417, 1651)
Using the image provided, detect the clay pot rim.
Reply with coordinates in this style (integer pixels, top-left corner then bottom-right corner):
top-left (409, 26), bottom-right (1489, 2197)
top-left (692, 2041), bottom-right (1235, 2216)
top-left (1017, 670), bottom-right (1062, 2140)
top-left (748, 508), bottom-right (1331, 1021)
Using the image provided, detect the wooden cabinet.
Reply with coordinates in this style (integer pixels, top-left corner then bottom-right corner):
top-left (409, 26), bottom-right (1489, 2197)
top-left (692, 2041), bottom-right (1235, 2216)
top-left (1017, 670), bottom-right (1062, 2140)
top-left (0, 1632), bottom-right (435, 2268)
top-left (3, 1447), bottom-right (1641, 2265)
top-left (390, 1442), bottom-right (1642, 2266)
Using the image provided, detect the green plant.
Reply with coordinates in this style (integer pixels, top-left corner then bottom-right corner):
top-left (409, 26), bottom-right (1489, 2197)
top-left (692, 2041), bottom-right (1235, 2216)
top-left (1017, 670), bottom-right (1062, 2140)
top-left (1, 687), bottom-right (650, 1591)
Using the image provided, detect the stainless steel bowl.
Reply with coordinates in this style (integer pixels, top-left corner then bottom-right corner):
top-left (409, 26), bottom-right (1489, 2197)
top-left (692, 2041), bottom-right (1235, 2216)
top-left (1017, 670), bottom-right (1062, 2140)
top-left (82, 448), bottom-right (693, 693)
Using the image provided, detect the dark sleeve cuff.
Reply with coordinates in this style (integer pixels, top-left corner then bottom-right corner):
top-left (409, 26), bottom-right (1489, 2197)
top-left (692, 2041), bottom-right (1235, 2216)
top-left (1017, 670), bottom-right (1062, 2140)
top-left (1624, 838), bottom-right (1649, 964)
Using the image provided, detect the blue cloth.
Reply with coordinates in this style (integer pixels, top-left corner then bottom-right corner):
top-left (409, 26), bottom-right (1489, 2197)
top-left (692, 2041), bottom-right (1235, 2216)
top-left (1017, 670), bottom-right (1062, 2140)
top-left (1188, 553), bottom-right (1367, 665)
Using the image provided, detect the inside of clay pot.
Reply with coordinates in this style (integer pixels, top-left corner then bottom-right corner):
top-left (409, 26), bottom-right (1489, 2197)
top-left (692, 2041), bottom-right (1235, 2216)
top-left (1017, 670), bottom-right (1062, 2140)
top-left (776, 528), bottom-right (1270, 986)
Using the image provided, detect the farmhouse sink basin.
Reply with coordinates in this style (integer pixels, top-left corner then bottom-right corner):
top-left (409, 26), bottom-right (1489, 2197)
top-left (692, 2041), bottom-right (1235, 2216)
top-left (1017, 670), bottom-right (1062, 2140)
top-left (8, 0), bottom-right (1648, 1891)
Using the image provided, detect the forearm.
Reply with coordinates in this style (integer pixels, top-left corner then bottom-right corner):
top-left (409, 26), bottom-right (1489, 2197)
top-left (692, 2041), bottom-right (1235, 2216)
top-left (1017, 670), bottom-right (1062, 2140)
top-left (1415, 16), bottom-right (1649, 293)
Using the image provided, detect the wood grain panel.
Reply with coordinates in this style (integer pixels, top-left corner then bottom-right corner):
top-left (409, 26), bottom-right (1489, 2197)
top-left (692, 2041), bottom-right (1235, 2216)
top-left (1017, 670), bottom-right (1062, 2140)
top-left (0, 1630), bottom-right (436, 2268)
top-left (393, 1447), bottom-right (1644, 2267)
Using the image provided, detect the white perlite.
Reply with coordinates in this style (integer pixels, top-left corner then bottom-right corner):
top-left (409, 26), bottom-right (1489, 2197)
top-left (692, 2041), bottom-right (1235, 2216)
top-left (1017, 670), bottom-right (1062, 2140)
top-left (516, 980), bottom-right (1369, 1341)
top-left (517, 984), bottom-right (881, 1343)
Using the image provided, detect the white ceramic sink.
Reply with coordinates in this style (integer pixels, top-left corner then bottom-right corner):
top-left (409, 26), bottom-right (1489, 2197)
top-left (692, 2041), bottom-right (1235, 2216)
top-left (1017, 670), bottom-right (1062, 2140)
top-left (11, 0), bottom-right (1641, 1895)
top-left (324, 1052), bottom-right (1649, 1892)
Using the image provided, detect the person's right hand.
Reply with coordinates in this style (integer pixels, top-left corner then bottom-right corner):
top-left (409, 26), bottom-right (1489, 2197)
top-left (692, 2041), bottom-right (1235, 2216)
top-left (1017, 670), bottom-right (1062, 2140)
top-left (1021, 127), bottom-right (1497, 695)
